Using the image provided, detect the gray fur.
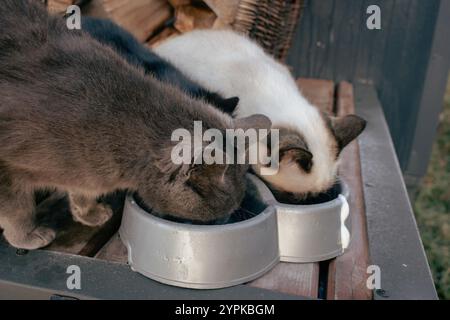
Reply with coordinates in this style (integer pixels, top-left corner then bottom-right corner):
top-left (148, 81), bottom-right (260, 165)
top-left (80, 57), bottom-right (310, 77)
top-left (0, 0), bottom-right (270, 249)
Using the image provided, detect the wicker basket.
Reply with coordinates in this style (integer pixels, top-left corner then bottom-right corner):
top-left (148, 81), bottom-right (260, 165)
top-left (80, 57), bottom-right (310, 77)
top-left (47, 0), bottom-right (304, 60)
top-left (233, 0), bottom-right (303, 60)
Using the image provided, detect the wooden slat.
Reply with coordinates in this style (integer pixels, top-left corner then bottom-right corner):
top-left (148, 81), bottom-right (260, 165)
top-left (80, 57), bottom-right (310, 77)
top-left (248, 262), bottom-right (319, 297)
top-left (326, 82), bottom-right (372, 300)
top-left (296, 78), bottom-right (335, 114)
top-left (102, 0), bottom-right (172, 42)
top-left (95, 233), bottom-right (128, 263)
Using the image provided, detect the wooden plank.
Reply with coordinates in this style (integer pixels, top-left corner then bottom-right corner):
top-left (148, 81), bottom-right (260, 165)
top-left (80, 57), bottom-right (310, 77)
top-left (248, 262), bottom-right (319, 297)
top-left (326, 82), bottom-right (372, 300)
top-left (296, 78), bottom-right (335, 114)
top-left (95, 233), bottom-right (127, 263)
top-left (102, 0), bottom-right (173, 42)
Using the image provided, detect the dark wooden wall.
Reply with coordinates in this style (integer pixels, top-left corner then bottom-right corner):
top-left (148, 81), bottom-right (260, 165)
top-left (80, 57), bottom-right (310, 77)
top-left (286, 0), bottom-right (450, 187)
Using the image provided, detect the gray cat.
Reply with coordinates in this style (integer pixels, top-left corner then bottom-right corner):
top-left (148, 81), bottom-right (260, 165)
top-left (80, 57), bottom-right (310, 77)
top-left (0, 0), bottom-right (270, 249)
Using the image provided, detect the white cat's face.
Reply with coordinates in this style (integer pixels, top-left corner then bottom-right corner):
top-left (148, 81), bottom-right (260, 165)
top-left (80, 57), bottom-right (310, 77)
top-left (254, 114), bottom-right (366, 197)
top-left (256, 154), bottom-right (338, 195)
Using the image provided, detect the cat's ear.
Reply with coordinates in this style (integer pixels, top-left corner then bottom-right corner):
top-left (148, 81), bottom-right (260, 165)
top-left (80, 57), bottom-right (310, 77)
top-left (279, 139), bottom-right (313, 173)
top-left (233, 114), bottom-right (272, 155)
top-left (330, 115), bottom-right (367, 152)
top-left (220, 97), bottom-right (240, 114)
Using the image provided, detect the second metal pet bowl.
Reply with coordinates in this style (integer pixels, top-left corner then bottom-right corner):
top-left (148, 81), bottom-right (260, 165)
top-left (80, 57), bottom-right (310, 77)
top-left (251, 175), bottom-right (351, 263)
top-left (119, 176), bottom-right (279, 289)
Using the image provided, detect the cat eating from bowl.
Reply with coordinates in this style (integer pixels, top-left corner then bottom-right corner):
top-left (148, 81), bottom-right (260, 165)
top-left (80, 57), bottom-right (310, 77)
top-left (0, 0), bottom-right (270, 249)
top-left (155, 30), bottom-right (367, 201)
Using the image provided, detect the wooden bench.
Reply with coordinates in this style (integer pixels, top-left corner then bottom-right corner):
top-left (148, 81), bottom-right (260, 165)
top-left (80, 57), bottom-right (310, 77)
top-left (0, 79), bottom-right (437, 300)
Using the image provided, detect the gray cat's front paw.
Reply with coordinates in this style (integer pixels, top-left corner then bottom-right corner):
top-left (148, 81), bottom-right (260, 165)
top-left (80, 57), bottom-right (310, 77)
top-left (5, 226), bottom-right (56, 250)
top-left (73, 203), bottom-right (113, 227)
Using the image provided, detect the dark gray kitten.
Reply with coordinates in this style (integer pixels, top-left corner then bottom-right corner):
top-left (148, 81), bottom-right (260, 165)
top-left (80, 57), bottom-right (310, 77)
top-left (0, 0), bottom-right (271, 249)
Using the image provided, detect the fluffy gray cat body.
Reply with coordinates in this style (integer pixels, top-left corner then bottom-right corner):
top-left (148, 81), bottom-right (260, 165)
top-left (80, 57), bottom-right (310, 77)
top-left (0, 0), bottom-right (269, 249)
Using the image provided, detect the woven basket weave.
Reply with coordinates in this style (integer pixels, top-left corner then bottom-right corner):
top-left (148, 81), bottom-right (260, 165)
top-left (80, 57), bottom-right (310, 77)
top-left (46, 0), bottom-right (304, 60)
top-left (233, 0), bottom-right (304, 60)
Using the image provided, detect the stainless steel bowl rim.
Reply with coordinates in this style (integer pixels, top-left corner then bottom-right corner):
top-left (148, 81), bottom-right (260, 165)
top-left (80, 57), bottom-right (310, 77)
top-left (254, 175), bottom-right (350, 210)
top-left (127, 196), bottom-right (276, 232)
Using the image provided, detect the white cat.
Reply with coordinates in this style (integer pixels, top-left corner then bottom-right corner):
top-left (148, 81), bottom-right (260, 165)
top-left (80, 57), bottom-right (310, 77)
top-left (155, 30), bottom-right (366, 197)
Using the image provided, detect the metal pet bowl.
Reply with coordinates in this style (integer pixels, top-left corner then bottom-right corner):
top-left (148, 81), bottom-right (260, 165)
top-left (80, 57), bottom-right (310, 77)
top-left (250, 174), bottom-right (351, 263)
top-left (119, 176), bottom-right (279, 289)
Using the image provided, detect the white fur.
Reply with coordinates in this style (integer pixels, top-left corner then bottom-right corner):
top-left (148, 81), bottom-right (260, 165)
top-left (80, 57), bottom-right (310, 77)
top-left (155, 30), bottom-right (338, 194)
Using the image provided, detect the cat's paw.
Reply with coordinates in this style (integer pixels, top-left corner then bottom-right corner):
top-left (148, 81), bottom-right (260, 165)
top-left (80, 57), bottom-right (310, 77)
top-left (73, 203), bottom-right (113, 227)
top-left (5, 226), bottom-right (56, 250)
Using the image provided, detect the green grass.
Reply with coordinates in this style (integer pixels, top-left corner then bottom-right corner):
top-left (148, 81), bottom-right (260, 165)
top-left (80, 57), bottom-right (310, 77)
top-left (413, 77), bottom-right (450, 300)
